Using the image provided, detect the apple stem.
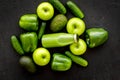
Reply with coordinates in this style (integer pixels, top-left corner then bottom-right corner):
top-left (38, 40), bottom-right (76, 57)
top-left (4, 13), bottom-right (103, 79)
top-left (42, 55), bottom-right (46, 59)
top-left (76, 42), bottom-right (80, 48)
top-left (74, 24), bottom-right (77, 29)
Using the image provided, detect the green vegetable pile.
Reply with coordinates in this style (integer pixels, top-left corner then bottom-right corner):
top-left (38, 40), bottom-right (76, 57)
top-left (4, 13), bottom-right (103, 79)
top-left (11, 0), bottom-right (108, 73)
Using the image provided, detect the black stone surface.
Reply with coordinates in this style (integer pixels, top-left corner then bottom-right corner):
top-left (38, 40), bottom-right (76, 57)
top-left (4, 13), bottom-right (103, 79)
top-left (0, 0), bottom-right (120, 80)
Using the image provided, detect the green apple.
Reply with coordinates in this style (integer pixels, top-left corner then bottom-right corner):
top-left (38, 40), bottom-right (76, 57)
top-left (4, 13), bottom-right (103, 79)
top-left (70, 39), bottom-right (87, 55)
top-left (33, 48), bottom-right (50, 66)
top-left (66, 17), bottom-right (85, 36)
top-left (37, 2), bottom-right (54, 20)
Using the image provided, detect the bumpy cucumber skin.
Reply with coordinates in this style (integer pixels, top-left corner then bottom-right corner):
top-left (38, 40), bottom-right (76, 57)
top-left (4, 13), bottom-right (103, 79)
top-left (49, 0), bottom-right (66, 14)
top-left (67, 1), bottom-right (84, 18)
top-left (38, 22), bottom-right (46, 40)
top-left (65, 51), bottom-right (88, 67)
top-left (11, 35), bottom-right (24, 55)
top-left (50, 14), bottom-right (67, 32)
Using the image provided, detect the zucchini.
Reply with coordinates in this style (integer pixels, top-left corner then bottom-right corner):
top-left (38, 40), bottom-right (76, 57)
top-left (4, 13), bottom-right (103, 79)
top-left (49, 0), bottom-right (66, 14)
top-left (67, 1), bottom-right (84, 18)
top-left (11, 35), bottom-right (24, 55)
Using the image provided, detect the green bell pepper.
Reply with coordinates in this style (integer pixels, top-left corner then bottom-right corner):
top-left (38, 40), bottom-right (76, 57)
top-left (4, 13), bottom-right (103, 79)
top-left (20, 32), bottom-right (38, 53)
top-left (85, 28), bottom-right (108, 48)
top-left (19, 14), bottom-right (39, 31)
top-left (65, 51), bottom-right (88, 67)
top-left (51, 53), bottom-right (72, 71)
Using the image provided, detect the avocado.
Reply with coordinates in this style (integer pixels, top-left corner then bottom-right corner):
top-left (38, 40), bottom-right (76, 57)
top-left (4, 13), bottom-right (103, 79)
top-left (50, 14), bottom-right (67, 32)
top-left (19, 56), bottom-right (36, 73)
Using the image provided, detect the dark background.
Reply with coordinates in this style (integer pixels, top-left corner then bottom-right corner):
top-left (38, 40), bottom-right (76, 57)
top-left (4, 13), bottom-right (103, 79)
top-left (0, 0), bottom-right (120, 80)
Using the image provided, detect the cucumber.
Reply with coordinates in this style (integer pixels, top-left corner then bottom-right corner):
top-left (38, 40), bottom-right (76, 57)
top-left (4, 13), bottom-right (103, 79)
top-left (11, 35), bottom-right (24, 55)
top-left (19, 56), bottom-right (36, 73)
top-left (49, 0), bottom-right (66, 14)
top-left (50, 14), bottom-right (67, 32)
top-left (38, 22), bottom-right (46, 40)
top-left (65, 51), bottom-right (88, 67)
top-left (67, 1), bottom-right (84, 18)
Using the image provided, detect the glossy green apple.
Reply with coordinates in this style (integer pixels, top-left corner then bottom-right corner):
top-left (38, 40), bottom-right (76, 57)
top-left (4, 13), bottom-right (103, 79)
top-left (70, 39), bottom-right (87, 55)
top-left (66, 17), bottom-right (85, 36)
top-left (37, 2), bottom-right (54, 20)
top-left (33, 48), bottom-right (50, 66)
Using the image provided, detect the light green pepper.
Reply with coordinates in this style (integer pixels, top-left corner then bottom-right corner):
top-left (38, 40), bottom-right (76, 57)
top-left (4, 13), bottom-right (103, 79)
top-left (19, 14), bottom-right (39, 31)
top-left (20, 32), bottom-right (38, 53)
top-left (51, 53), bottom-right (72, 71)
top-left (85, 28), bottom-right (108, 48)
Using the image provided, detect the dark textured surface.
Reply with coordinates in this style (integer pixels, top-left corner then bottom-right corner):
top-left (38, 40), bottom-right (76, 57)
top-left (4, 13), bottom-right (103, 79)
top-left (0, 0), bottom-right (120, 80)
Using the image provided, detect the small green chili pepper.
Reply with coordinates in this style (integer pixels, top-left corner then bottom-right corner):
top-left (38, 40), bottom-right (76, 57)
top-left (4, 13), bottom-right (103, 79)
top-left (38, 22), bottom-right (46, 40)
top-left (85, 28), bottom-right (108, 48)
top-left (51, 53), bottom-right (72, 71)
top-left (65, 51), bottom-right (88, 67)
top-left (11, 35), bottom-right (24, 55)
top-left (19, 14), bottom-right (39, 31)
top-left (20, 32), bottom-right (38, 53)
